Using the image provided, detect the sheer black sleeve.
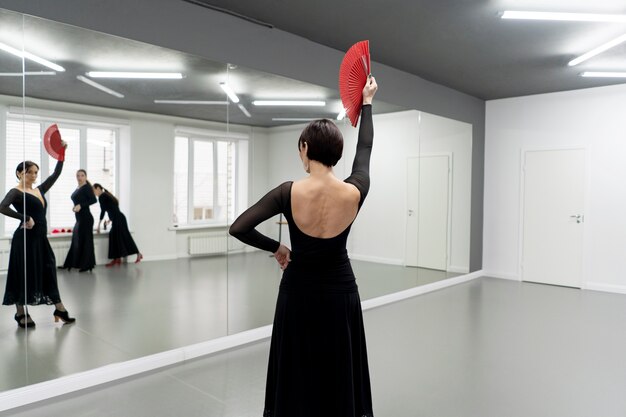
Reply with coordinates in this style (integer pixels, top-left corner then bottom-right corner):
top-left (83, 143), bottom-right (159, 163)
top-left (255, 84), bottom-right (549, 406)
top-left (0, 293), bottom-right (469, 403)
top-left (229, 182), bottom-right (290, 253)
top-left (39, 160), bottom-right (64, 195)
top-left (344, 104), bottom-right (373, 206)
top-left (99, 193), bottom-right (111, 221)
top-left (0, 189), bottom-right (29, 222)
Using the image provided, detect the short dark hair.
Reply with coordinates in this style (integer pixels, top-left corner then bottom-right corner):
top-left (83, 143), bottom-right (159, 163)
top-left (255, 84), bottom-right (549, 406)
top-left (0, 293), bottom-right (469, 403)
top-left (298, 119), bottom-right (343, 167)
top-left (15, 161), bottom-right (39, 178)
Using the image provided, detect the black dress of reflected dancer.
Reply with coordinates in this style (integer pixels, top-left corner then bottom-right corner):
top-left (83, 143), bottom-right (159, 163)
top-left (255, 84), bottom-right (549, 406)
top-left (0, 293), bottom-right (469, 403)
top-left (61, 171), bottom-right (97, 272)
top-left (0, 159), bottom-right (76, 327)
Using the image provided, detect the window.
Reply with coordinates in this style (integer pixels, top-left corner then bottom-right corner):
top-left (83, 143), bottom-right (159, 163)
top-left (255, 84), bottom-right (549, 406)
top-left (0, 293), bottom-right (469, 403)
top-left (3, 116), bottom-right (117, 236)
top-left (173, 132), bottom-right (242, 226)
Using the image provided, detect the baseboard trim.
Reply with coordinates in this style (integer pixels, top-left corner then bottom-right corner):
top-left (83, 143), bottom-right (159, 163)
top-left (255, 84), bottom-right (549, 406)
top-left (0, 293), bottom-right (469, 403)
top-left (482, 271), bottom-right (520, 281)
top-left (0, 270), bottom-right (483, 412)
top-left (349, 254), bottom-right (404, 265)
top-left (585, 282), bottom-right (626, 295)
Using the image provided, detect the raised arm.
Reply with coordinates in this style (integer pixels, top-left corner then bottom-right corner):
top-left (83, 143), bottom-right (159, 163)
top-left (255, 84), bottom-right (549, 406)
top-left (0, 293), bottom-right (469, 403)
top-left (0, 189), bottom-right (30, 223)
top-left (39, 160), bottom-right (64, 195)
top-left (345, 76), bottom-right (377, 206)
top-left (229, 182), bottom-right (290, 253)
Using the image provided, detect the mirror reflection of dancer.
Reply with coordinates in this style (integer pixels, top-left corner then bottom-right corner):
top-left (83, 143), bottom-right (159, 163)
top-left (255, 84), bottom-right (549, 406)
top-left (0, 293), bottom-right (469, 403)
top-left (60, 169), bottom-right (97, 272)
top-left (0, 144), bottom-right (76, 328)
top-left (230, 77), bottom-right (378, 417)
top-left (93, 184), bottom-right (143, 266)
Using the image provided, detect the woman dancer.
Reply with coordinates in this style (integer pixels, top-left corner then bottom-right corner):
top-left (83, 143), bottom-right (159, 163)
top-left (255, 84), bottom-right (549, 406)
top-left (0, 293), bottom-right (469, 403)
top-left (1, 147), bottom-right (76, 327)
top-left (230, 76), bottom-right (378, 417)
top-left (61, 169), bottom-right (96, 272)
top-left (93, 184), bottom-right (142, 266)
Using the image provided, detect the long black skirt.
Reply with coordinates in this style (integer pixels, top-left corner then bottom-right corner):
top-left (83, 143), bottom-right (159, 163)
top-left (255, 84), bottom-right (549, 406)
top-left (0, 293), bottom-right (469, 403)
top-left (62, 211), bottom-right (95, 270)
top-left (107, 212), bottom-right (139, 259)
top-left (3, 225), bottom-right (61, 306)
top-left (263, 277), bottom-right (374, 417)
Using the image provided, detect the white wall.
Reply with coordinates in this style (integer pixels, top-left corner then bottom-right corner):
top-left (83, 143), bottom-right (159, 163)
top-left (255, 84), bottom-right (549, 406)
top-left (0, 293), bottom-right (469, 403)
top-left (484, 83), bottom-right (626, 292)
top-left (266, 110), bottom-right (473, 269)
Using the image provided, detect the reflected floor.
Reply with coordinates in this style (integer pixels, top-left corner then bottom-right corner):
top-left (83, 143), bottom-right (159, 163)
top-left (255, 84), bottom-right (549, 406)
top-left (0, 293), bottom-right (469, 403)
top-left (4, 277), bottom-right (626, 417)
top-left (0, 251), bottom-right (457, 391)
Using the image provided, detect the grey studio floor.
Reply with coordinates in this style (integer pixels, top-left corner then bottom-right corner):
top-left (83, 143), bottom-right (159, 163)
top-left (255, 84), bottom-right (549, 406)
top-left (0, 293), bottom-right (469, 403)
top-left (3, 260), bottom-right (626, 416)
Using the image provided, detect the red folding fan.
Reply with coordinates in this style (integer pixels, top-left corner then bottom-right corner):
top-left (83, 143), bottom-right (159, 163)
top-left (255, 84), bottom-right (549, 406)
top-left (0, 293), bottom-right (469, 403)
top-left (339, 40), bottom-right (371, 127)
top-left (43, 124), bottom-right (65, 161)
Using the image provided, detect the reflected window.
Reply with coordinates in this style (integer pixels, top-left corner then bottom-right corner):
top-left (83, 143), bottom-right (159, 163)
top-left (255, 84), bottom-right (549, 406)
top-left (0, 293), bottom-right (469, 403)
top-left (3, 116), bottom-right (117, 236)
top-left (173, 133), bottom-right (239, 226)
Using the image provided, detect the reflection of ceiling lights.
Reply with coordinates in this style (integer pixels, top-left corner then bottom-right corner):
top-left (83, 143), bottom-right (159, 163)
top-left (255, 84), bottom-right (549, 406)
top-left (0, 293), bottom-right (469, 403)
top-left (0, 71), bottom-right (56, 77)
top-left (568, 33), bottom-right (626, 66)
top-left (154, 100), bottom-right (228, 105)
top-left (77, 75), bottom-right (124, 98)
top-left (0, 41), bottom-right (65, 72)
top-left (219, 82), bottom-right (240, 103)
top-left (501, 11), bottom-right (626, 22)
top-left (253, 100), bottom-right (326, 106)
top-left (336, 109), bottom-right (346, 121)
top-left (581, 71), bottom-right (626, 78)
top-left (238, 104), bottom-right (251, 117)
top-left (86, 71), bottom-right (183, 79)
top-left (272, 118), bottom-right (319, 121)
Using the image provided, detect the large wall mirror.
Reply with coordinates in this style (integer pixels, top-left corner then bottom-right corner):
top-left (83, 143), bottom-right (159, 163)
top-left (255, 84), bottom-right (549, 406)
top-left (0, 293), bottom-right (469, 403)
top-left (0, 7), bottom-right (472, 398)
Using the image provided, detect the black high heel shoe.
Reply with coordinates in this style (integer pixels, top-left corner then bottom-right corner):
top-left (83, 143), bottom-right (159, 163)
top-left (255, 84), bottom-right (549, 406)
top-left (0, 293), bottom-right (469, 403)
top-left (79, 268), bottom-right (92, 273)
top-left (14, 313), bottom-right (35, 328)
top-left (53, 309), bottom-right (76, 324)
top-left (57, 266), bottom-right (72, 272)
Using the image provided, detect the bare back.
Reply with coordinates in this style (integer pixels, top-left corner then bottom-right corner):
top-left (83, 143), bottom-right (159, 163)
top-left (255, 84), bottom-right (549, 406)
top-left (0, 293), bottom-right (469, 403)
top-left (291, 176), bottom-right (361, 239)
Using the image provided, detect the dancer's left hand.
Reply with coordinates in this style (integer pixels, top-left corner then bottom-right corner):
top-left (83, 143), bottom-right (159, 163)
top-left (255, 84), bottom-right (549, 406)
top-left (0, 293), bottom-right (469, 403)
top-left (274, 244), bottom-right (291, 270)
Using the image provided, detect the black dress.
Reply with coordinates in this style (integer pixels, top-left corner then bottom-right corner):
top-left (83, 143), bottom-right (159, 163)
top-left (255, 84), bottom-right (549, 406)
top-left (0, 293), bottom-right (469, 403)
top-left (98, 192), bottom-right (139, 259)
top-left (1, 161), bottom-right (64, 305)
top-left (230, 106), bottom-right (375, 417)
top-left (62, 183), bottom-right (97, 270)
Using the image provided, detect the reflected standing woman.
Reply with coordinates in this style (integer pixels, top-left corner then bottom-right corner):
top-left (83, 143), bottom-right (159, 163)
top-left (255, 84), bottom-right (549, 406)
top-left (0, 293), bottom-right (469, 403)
top-left (0, 144), bottom-right (76, 328)
top-left (93, 184), bottom-right (143, 266)
top-left (61, 169), bottom-right (97, 272)
top-left (230, 76), bottom-right (378, 417)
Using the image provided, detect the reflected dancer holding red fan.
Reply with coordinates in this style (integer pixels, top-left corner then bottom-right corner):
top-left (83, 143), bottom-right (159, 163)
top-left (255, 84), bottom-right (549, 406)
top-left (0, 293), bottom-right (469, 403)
top-left (0, 124), bottom-right (76, 328)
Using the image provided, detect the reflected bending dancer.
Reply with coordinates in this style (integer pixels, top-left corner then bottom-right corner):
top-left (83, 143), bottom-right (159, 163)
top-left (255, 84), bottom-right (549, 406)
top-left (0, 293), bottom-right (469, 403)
top-left (60, 169), bottom-right (97, 272)
top-left (0, 144), bottom-right (76, 328)
top-left (230, 77), bottom-right (378, 417)
top-left (93, 184), bottom-right (143, 266)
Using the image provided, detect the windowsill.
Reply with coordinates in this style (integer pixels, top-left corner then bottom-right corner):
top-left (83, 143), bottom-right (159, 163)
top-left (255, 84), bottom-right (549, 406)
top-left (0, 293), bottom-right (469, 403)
top-left (2, 231), bottom-right (111, 241)
top-left (168, 223), bottom-right (229, 232)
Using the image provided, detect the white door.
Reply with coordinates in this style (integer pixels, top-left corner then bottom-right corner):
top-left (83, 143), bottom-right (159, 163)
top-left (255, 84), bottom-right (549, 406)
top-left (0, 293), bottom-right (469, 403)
top-left (406, 155), bottom-right (450, 270)
top-left (521, 149), bottom-right (585, 287)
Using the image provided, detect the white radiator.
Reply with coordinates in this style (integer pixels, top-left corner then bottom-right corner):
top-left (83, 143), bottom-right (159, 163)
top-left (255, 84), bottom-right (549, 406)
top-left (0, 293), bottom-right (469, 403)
top-left (189, 232), bottom-right (228, 255)
top-left (50, 241), bottom-right (72, 266)
top-left (0, 249), bottom-right (9, 272)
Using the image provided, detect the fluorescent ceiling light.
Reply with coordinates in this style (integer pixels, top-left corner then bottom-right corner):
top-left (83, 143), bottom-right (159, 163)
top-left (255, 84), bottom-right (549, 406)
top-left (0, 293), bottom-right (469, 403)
top-left (501, 11), bottom-right (626, 22)
top-left (0, 71), bottom-right (56, 76)
top-left (154, 100), bottom-right (228, 105)
top-left (0, 41), bottom-right (65, 72)
top-left (87, 71), bottom-right (183, 79)
top-left (568, 33), bottom-right (626, 66)
top-left (219, 82), bottom-right (240, 103)
top-left (77, 75), bottom-right (124, 98)
top-left (337, 109), bottom-right (346, 121)
top-left (253, 100), bottom-right (326, 106)
top-left (272, 118), bottom-right (318, 121)
top-left (580, 71), bottom-right (626, 78)
top-left (238, 103), bottom-right (251, 117)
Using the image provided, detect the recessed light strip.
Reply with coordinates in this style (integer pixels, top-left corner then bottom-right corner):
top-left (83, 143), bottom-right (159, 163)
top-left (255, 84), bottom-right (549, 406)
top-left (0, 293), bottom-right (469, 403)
top-left (0, 41), bottom-right (65, 72)
top-left (254, 100), bottom-right (326, 106)
top-left (337, 109), bottom-right (347, 121)
top-left (87, 71), bottom-right (183, 79)
top-left (219, 82), bottom-right (240, 103)
top-left (501, 11), bottom-right (626, 22)
top-left (580, 71), bottom-right (626, 78)
top-left (77, 75), bottom-right (124, 98)
top-left (272, 118), bottom-right (319, 121)
top-left (238, 104), bottom-right (251, 117)
top-left (568, 33), bottom-right (626, 66)
top-left (0, 71), bottom-right (56, 77)
top-left (154, 100), bottom-right (228, 105)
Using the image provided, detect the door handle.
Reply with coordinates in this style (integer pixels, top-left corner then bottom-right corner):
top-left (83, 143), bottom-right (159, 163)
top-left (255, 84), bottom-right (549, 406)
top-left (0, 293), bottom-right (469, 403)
top-left (569, 214), bottom-right (583, 224)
